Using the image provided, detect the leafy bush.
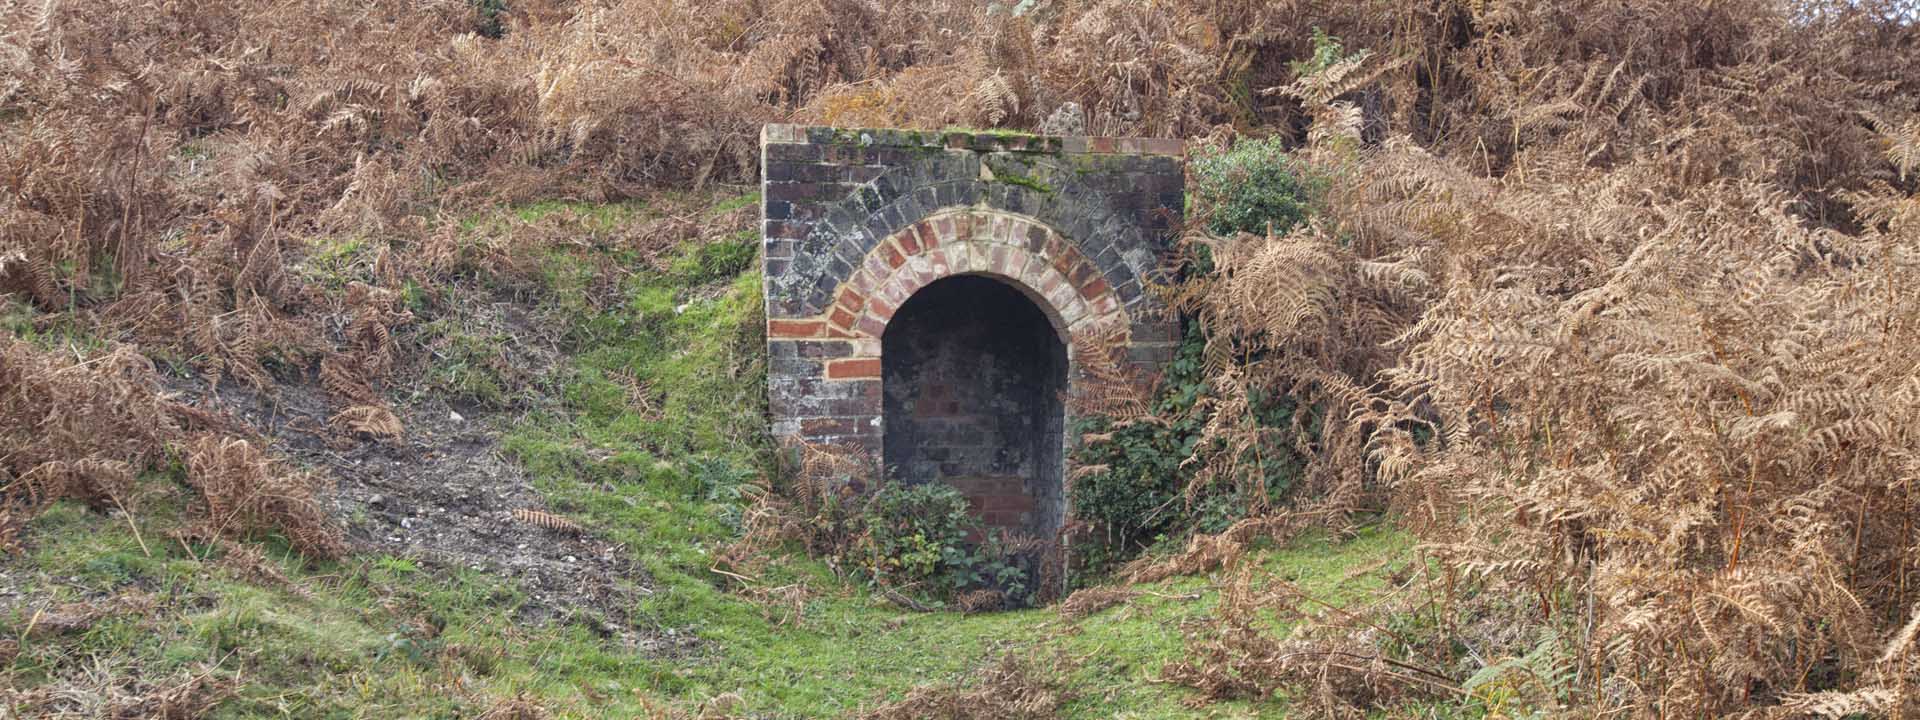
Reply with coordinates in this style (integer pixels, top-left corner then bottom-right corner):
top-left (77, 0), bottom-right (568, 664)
top-left (856, 481), bottom-right (1033, 605)
top-left (860, 482), bottom-right (975, 588)
top-left (1068, 322), bottom-right (1305, 579)
top-left (1189, 135), bottom-right (1326, 237)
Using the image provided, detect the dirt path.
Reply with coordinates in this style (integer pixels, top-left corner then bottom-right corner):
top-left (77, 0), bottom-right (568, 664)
top-left (171, 375), bottom-right (657, 645)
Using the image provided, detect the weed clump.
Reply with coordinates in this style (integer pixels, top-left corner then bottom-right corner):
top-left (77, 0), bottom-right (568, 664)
top-left (857, 481), bottom-right (1038, 607)
top-left (727, 443), bottom-right (1045, 609)
top-left (859, 653), bottom-right (1071, 720)
top-left (1189, 135), bottom-right (1325, 237)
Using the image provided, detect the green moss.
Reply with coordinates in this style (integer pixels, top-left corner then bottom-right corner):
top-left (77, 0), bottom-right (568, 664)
top-left (935, 127), bottom-right (1064, 155)
top-left (983, 157), bottom-right (1057, 194)
top-left (994, 170), bottom-right (1054, 194)
top-left (943, 126), bottom-right (1041, 140)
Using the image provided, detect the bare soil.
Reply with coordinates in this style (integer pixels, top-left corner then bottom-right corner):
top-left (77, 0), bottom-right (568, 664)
top-left (167, 364), bottom-right (661, 647)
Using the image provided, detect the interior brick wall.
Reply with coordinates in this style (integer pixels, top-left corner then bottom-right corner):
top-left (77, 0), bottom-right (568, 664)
top-left (881, 275), bottom-right (1066, 534)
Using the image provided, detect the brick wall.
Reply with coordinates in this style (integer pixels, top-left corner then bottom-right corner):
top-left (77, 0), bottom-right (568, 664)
top-left (761, 124), bottom-right (1184, 539)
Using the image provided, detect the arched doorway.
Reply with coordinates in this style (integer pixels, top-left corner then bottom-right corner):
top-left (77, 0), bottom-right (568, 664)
top-left (881, 274), bottom-right (1068, 539)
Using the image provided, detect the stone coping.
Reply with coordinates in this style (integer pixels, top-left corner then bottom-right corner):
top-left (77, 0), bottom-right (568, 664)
top-left (761, 123), bottom-right (1185, 157)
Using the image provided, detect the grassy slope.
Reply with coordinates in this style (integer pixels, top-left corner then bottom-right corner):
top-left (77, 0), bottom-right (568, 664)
top-left (2, 195), bottom-right (1418, 719)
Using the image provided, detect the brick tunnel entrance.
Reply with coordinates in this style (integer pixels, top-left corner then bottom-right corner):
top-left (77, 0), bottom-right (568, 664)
top-left (882, 275), bottom-right (1067, 538)
top-left (760, 126), bottom-right (1188, 591)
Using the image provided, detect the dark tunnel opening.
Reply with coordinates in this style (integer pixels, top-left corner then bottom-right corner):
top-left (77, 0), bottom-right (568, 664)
top-left (881, 274), bottom-right (1068, 543)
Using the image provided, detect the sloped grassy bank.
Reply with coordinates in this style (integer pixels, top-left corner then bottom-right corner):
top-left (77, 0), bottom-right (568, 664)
top-left (3, 193), bottom-right (1417, 719)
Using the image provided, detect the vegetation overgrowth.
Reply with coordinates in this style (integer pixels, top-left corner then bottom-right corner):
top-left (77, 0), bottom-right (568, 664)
top-left (4, 0), bottom-right (1920, 717)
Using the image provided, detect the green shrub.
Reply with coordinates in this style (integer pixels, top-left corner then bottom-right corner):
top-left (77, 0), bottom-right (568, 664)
top-left (1068, 324), bottom-right (1208, 573)
top-left (1068, 322), bottom-right (1307, 580)
top-left (856, 481), bottom-right (1031, 605)
top-left (1189, 134), bottom-right (1326, 237)
top-left (471, 0), bottom-right (507, 38)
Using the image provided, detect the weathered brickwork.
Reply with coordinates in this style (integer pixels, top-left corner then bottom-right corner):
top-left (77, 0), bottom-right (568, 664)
top-left (761, 124), bottom-right (1184, 536)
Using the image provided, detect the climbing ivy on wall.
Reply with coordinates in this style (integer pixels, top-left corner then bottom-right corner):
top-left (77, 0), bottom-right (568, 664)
top-left (1067, 323), bottom-right (1208, 574)
top-left (1068, 139), bottom-right (1327, 581)
top-left (1067, 321), bottom-right (1310, 579)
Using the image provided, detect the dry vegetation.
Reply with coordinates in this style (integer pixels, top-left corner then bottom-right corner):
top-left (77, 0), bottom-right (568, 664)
top-left (858, 653), bottom-right (1071, 720)
top-left (3, 0), bottom-right (1919, 716)
top-left (1156, 3), bottom-right (1920, 716)
top-left (0, 338), bottom-right (342, 557)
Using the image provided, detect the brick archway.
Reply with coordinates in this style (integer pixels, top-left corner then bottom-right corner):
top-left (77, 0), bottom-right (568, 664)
top-left (761, 124), bottom-right (1185, 534)
top-left (767, 208), bottom-right (1129, 372)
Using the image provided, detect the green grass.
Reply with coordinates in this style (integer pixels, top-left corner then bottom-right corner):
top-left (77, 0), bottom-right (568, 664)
top-left (10, 502), bottom-right (511, 718)
top-left (5, 469), bottom-right (1414, 719)
top-left (297, 234), bottom-right (380, 289)
top-left (1, 298), bottom-right (112, 354)
top-left (3, 193), bottom-right (1425, 719)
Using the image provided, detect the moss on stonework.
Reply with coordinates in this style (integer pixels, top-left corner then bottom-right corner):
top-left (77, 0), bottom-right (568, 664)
top-left (939, 127), bottom-right (1064, 155)
top-left (812, 126), bottom-right (1071, 157)
top-left (994, 169), bottom-right (1055, 194)
top-left (901, 130), bottom-right (949, 157)
top-left (984, 157), bottom-right (1057, 194)
top-left (945, 126), bottom-right (1041, 139)
top-left (828, 128), bottom-right (863, 146)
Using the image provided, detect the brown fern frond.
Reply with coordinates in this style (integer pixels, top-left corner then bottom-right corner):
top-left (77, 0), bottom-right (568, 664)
top-left (1065, 320), bottom-right (1154, 419)
top-left (183, 434), bottom-right (345, 559)
top-left (329, 404), bottom-right (403, 439)
top-left (511, 508), bottom-right (584, 535)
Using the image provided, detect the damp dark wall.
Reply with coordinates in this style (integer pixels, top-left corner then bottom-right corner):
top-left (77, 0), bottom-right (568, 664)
top-left (882, 275), bottom-right (1067, 537)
